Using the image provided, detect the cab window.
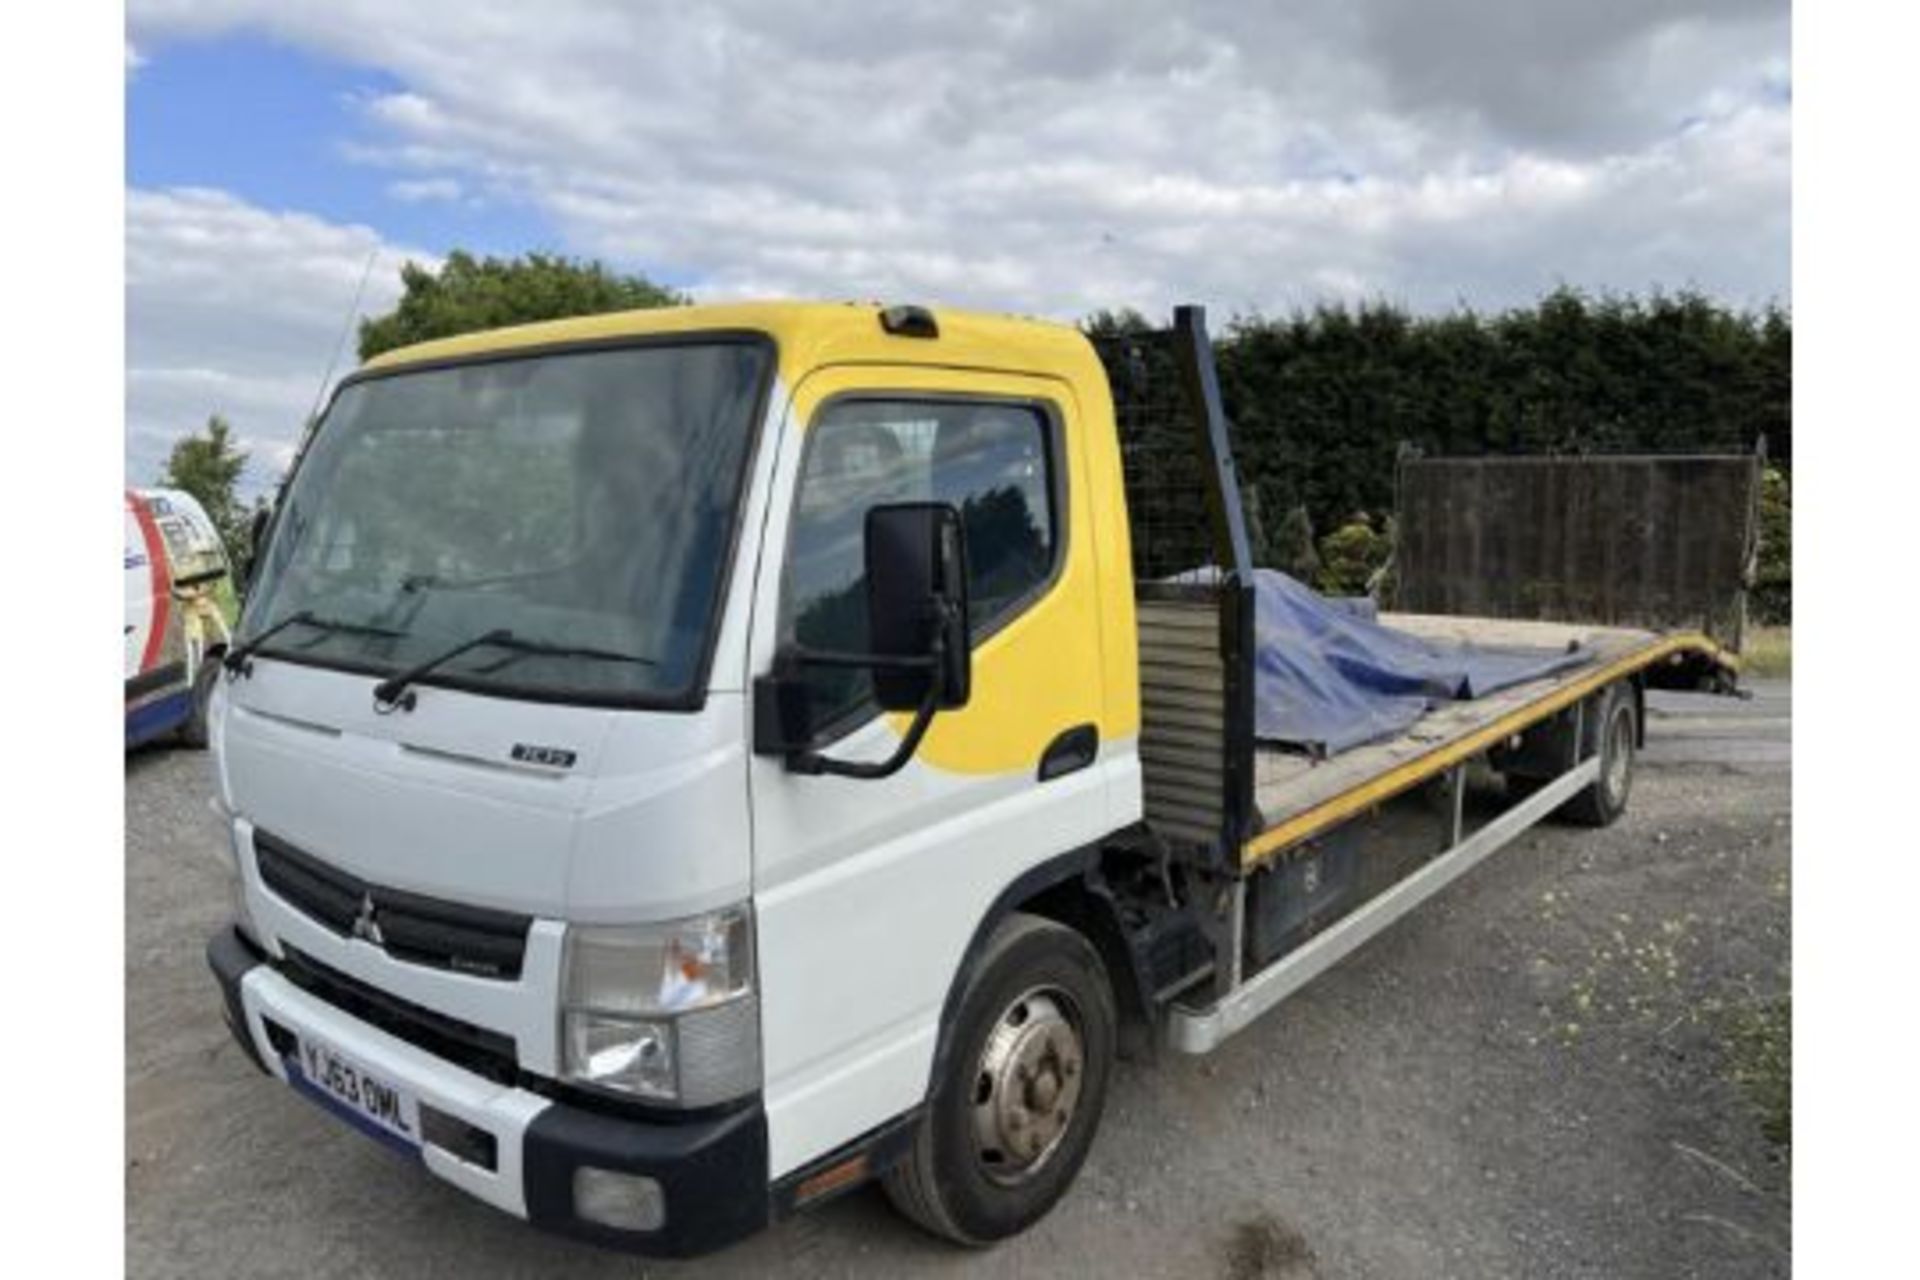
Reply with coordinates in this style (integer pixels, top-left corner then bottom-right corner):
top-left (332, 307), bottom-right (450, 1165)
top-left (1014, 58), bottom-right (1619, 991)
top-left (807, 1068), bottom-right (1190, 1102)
top-left (781, 397), bottom-right (1059, 733)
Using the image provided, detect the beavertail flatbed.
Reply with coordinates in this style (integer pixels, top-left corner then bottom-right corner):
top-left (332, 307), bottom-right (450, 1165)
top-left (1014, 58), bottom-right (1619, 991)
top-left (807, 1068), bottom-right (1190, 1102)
top-left (1096, 310), bottom-right (1749, 1055)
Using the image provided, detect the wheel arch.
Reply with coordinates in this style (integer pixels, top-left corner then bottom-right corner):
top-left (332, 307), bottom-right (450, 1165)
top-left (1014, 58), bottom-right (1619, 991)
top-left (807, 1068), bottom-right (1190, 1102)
top-left (926, 838), bottom-right (1153, 1098)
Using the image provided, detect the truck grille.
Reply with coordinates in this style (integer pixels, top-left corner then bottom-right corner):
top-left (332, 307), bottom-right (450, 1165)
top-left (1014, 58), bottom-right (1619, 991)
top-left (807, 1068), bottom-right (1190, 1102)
top-left (253, 829), bottom-right (533, 980)
top-left (280, 946), bottom-right (519, 1084)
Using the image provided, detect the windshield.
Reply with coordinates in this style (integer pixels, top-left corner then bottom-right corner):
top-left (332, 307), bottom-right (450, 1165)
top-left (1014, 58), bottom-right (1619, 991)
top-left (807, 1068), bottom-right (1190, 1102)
top-left (241, 339), bottom-right (772, 705)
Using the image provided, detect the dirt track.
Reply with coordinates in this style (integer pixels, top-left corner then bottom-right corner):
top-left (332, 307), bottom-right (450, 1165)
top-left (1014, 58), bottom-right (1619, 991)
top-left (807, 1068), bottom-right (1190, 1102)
top-left (126, 682), bottom-right (1790, 1278)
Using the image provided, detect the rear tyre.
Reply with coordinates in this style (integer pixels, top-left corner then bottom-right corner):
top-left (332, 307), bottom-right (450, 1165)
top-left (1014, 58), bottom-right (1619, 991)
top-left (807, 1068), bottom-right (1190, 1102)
top-left (1559, 684), bottom-right (1637, 828)
top-left (883, 913), bottom-right (1116, 1246)
top-left (175, 657), bottom-right (219, 749)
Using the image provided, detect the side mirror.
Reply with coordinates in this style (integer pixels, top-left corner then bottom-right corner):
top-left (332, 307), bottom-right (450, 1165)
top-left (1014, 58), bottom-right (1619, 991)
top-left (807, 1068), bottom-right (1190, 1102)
top-left (752, 501), bottom-right (971, 779)
top-left (866, 502), bottom-right (971, 711)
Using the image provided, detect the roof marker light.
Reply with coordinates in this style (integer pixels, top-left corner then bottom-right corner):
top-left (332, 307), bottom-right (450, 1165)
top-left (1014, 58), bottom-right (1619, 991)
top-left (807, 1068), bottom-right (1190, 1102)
top-left (878, 305), bottom-right (938, 339)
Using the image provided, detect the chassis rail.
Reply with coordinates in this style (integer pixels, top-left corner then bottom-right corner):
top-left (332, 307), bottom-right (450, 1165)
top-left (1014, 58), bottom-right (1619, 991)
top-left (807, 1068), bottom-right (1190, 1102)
top-left (1169, 752), bottom-right (1601, 1053)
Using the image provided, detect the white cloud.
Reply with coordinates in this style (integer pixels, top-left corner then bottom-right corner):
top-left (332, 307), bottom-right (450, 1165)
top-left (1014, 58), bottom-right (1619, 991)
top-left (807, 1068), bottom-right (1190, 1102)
top-left (387, 176), bottom-right (465, 204)
top-left (126, 1), bottom-right (1789, 320)
top-left (125, 187), bottom-right (432, 495)
top-left (124, 3), bottom-right (1787, 485)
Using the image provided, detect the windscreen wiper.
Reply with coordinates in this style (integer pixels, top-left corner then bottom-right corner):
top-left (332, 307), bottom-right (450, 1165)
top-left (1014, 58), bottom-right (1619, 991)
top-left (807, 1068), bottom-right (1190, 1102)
top-left (371, 630), bottom-right (656, 712)
top-left (223, 611), bottom-right (405, 678)
top-left (373, 629), bottom-right (513, 712)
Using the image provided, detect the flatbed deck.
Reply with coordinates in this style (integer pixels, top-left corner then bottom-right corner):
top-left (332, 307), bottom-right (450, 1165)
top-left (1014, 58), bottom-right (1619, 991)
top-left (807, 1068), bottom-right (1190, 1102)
top-left (1243, 615), bottom-right (1725, 868)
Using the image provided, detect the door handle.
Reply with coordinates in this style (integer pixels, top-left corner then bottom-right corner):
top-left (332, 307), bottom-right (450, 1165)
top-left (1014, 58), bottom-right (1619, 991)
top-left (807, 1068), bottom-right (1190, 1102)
top-left (1037, 724), bottom-right (1098, 781)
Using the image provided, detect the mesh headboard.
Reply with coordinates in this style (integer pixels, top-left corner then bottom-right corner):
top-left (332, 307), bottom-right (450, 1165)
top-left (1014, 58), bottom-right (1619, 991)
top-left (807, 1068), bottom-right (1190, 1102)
top-left (1090, 311), bottom-right (1257, 861)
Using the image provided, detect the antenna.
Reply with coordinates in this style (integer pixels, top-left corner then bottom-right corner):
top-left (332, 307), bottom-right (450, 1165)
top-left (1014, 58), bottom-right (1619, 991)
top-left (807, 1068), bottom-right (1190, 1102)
top-left (303, 246), bottom-right (379, 434)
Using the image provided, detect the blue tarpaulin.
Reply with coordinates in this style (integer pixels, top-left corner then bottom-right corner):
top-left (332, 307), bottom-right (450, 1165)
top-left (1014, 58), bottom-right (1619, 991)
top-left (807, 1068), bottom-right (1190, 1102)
top-left (1241, 569), bottom-right (1594, 755)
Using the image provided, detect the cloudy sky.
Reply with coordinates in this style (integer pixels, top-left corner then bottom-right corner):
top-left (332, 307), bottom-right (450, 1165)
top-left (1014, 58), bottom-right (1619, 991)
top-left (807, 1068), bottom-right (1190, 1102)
top-left (126, 0), bottom-right (1790, 494)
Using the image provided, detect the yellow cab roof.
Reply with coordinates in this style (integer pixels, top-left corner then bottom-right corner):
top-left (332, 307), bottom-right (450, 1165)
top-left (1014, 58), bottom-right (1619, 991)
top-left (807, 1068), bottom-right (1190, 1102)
top-left (357, 300), bottom-right (1099, 386)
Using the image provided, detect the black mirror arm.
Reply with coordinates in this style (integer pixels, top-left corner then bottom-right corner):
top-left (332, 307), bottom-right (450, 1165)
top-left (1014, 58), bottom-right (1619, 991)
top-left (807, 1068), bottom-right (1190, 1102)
top-left (786, 683), bottom-right (940, 780)
top-left (784, 634), bottom-right (948, 781)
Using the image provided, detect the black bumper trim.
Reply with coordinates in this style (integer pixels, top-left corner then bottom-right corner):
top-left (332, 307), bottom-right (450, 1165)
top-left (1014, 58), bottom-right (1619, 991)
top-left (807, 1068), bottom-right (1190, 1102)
top-left (523, 1096), bottom-right (769, 1257)
top-left (206, 924), bottom-right (269, 1075)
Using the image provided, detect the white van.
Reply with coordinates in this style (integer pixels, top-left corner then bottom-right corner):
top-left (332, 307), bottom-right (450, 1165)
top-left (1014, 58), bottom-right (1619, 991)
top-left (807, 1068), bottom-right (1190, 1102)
top-left (125, 487), bottom-right (235, 747)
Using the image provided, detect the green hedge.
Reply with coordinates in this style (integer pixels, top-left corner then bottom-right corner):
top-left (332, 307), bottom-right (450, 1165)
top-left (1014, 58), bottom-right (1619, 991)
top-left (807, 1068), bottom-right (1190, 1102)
top-left (1753, 467), bottom-right (1791, 625)
top-left (1087, 288), bottom-right (1790, 615)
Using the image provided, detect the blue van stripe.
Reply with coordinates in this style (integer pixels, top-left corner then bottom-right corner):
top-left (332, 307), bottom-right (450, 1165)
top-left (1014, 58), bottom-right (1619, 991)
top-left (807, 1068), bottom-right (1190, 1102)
top-left (125, 691), bottom-right (192, 746)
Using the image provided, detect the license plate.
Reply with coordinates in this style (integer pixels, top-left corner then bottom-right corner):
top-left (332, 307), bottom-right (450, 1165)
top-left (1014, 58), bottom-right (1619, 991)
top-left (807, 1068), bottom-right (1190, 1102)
top-left (290, 1032), bottom-right (420, 1150)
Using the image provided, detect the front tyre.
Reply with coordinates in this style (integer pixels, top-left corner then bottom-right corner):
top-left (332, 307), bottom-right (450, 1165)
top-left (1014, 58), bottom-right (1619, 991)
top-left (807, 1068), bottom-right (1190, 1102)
top-left (884, 913), bottom-right (1116, 1246)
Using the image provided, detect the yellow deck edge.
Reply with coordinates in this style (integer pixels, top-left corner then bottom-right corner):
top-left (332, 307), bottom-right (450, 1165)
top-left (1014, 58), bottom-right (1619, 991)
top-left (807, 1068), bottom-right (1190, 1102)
top-left (1239, 632), bottom-right (1735, 870)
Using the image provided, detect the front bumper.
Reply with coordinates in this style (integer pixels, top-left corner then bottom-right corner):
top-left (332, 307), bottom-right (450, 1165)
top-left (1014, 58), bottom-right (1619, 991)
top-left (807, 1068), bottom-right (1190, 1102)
top-left (207, 925), bottom-right (769, 1257)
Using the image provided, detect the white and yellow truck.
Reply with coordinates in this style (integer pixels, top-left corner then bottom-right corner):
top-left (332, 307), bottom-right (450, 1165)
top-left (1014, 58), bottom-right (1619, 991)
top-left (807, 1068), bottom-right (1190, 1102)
top-left (206, 302), bottom-right (1744, 1255)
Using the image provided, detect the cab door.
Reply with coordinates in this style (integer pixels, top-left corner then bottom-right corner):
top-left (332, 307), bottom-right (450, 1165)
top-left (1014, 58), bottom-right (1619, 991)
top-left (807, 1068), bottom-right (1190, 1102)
top-left (745, 363), bottom-right (1122, 1178)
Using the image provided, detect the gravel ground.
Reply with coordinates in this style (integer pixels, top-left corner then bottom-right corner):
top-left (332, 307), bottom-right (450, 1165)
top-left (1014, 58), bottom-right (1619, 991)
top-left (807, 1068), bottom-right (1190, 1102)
top-left (126, 682), bottom-right (1790, 1279)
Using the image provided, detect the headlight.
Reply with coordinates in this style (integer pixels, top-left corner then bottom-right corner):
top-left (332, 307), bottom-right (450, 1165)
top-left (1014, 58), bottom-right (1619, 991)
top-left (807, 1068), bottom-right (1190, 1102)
top-left (565, 1014), bottom-right (676, 1099)
top-left (560, 907), bottom-right (759, 1107)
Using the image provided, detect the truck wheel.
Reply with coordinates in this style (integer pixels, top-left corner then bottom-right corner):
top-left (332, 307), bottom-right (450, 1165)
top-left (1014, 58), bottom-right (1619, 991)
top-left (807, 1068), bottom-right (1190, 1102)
top-left (884, 913), bottom-right (1116, 1246)
top-left (175, 659), bottom-right (219, 749)
top-left (1559, 684), bottom-right (1637, 828)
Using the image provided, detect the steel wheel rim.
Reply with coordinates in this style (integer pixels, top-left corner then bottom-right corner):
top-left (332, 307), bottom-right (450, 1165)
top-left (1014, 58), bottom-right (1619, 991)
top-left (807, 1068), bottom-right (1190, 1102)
top-left (1603, 705), bottom-right (1634, 804)
top-left (969, 986), bottom-right (1085, 1186)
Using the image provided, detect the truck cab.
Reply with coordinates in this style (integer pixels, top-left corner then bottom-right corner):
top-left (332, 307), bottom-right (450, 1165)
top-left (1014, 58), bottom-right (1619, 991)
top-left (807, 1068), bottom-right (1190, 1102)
top-left (208, 303), bottom-right (1147, 1253)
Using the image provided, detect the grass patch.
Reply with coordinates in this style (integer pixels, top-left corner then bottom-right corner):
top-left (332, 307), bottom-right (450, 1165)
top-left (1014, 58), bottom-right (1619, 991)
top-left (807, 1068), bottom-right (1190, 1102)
top-left (1727, 995), bottom-right (1791, 1152)
top-left (1742, 626), bottom-right (1791, 679)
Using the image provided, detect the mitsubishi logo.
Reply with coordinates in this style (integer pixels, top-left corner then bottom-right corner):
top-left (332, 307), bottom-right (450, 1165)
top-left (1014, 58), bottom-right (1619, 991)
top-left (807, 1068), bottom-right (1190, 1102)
top-left (350, 893), bottom-right (385, 947)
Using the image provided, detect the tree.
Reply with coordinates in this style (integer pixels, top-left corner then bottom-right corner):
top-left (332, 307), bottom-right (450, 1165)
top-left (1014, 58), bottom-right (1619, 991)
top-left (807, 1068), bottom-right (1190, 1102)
top-left (158, 414), bottom-right (250, 566)
top-left (358, 251), bottom-right (688, 360)
top-left (1315, 514), bottom-right (1391, 598)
